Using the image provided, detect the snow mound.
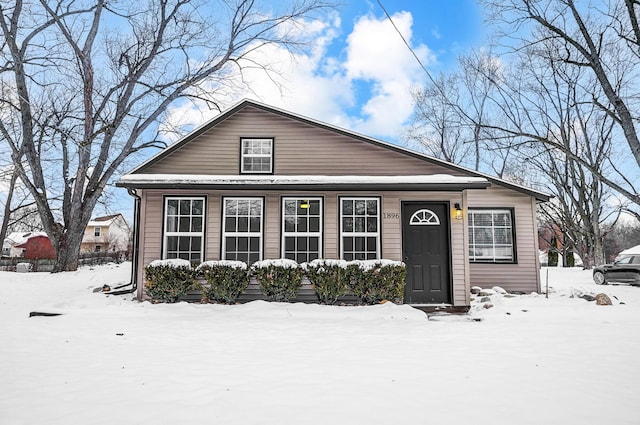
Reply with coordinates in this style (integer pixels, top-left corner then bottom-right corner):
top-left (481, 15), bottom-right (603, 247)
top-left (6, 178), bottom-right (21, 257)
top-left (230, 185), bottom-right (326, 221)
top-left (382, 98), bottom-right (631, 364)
top-left (225, 300), bottom-right (428, 321)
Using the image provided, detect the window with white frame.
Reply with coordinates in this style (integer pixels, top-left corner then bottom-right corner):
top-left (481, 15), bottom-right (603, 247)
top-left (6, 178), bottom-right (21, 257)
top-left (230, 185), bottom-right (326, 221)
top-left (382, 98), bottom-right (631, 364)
top-left (282, 198), bottom-right (322, 263)
top-left (241, 138), bottom-right (273, 173)
top-left (163, 197), bottom-right (205, 263)
top-left (468, 209), bottom-right (515, 262)
top-left (340, 197), bottom-right (380, 261)
top-left (94, 227), bottom-right (101, 237)
top-left (222, 198), bottom-right (263, 264)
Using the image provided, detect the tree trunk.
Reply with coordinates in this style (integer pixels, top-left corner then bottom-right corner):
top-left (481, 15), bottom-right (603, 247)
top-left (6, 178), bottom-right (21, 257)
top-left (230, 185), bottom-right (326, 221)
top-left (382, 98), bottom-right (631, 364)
top-left (0, 170), bottom-right (18, 250)
top-left (52, 231), bottom-right (83, 272)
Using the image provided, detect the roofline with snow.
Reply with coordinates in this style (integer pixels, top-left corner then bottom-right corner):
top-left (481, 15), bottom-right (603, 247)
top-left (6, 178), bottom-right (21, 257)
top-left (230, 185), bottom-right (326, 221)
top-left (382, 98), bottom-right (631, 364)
top-left (123, 99), bottom-right (551, 202)
top-left (116, 174), bottom-right (492, 192)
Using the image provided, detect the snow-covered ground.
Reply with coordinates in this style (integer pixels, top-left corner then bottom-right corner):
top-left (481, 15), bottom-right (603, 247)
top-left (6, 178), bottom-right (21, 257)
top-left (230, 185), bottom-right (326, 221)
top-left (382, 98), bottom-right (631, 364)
top-left (1, 263), bottom-right (639, 425)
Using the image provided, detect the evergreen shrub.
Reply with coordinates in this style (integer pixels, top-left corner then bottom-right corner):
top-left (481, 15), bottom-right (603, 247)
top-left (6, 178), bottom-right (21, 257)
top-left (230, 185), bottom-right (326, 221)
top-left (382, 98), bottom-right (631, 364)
top-left (303, 259), bottom-right (350, 304)
top-left (253, 259), bottom-right (303, 302)
top-left (197, 260), bottom-right (249, 304)
top-left (144, 259), bottom-right (199, 303)
top-left (347, 260), bottom-right (406, 305)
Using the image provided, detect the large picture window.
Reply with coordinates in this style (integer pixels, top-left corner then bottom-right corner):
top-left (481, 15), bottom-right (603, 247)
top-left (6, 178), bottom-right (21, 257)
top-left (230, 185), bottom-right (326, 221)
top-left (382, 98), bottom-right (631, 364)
top-left (468, 209), bottom-right (515, 262)
top-left (340, 197), bottom-right (380, 261)
top-left (222, 197), bottom-right (263, 264)
top-left (163, 197), bottom-right (205, 263)
top-left (241, 138), bottom-right (273, 173)
top-left (282, 198), bottom-right (322, 263)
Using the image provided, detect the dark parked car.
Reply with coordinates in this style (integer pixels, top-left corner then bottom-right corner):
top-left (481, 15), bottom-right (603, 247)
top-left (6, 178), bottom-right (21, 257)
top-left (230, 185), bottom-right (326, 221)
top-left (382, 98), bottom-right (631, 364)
top-left (593, 255), bottom-right (640, 285)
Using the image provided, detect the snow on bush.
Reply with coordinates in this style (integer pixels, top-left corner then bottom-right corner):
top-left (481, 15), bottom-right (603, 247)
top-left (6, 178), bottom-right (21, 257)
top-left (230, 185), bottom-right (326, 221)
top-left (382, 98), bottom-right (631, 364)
top-left (303, 259), bottom-right (350, 304)
top-left (197, 260), bottom-right (247, 271)
top-left (252, 259), bottom-right (303, 302)
top-left (144, 260), bottom-right (198, 303)
top-left (148, 258), bottom-right (192, 269)
top-left (349, 259), bottom-right (405, 271)
top-left (198, 261), bottom-right (249, 304)
top-left (347, 260), bottom-right (406, 305)
top-left (252, 258), bottom-right (299, 269)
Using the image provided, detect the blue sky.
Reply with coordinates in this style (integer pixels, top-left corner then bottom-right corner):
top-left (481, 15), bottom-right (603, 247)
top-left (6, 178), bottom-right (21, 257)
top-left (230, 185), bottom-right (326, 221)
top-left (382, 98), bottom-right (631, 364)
top-left (158, 1), bottom-right (485, 145)
top-left (114, 1), bottom-right (486, 221)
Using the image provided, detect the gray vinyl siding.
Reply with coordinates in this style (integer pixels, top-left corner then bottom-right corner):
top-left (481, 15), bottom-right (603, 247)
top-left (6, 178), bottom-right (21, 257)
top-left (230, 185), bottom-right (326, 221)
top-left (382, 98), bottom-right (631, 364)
top-left (136, 189), bottom-right (471, 306)
top-left (141, 106), bottom-right (461, 177)
top-left (467, 187), bottom-right (541, 293)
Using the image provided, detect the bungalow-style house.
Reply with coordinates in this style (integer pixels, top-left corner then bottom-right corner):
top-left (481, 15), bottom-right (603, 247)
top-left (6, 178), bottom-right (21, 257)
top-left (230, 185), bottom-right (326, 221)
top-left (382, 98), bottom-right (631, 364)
top-left (117, 99), bottom-right (549, 308)
top-left (80, 214), bottom-right (131, 254)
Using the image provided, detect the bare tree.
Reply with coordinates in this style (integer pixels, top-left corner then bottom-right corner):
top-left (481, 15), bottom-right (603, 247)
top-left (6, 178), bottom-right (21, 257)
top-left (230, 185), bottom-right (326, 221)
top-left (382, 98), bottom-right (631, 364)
top-left (408, 49), bottom-right (521, 180)
top-left (483, 0), bottom-right (640, 168)
top-left (478, 0), bottom-right (640, 212)
top-left (0, 163), bottom-right (39, 246)
top-left (407, 73), bottom-right (472, 166)
top-left (0, 0), bottom-right (333, 271)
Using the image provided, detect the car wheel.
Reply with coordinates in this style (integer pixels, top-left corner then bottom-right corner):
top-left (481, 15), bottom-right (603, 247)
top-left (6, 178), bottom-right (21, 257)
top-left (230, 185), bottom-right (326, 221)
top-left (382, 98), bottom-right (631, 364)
top-left (593, 271), bottom-right (606, 285)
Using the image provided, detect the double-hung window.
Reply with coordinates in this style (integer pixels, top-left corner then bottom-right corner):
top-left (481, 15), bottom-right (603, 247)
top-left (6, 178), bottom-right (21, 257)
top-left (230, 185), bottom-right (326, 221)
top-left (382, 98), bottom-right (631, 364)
top-left (241, 138), bottom-right (273, 173)
top-left (94, 227), bottom-right (101, 237)
top-left (282, 198), bottom-right (322, 263)
top-left (163, 197), bottom-right (205, 263)
top-left (468, 208), bottom-right (515, 262)
top-left (340, 197), bottom-right (380, 261)
top-left (222, 197), bottom-right (263, 264)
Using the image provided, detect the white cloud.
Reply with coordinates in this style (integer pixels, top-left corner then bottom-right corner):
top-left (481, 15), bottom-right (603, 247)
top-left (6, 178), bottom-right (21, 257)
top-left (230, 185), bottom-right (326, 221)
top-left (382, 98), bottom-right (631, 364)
top-left (159, 10), bottom-right (434, 142)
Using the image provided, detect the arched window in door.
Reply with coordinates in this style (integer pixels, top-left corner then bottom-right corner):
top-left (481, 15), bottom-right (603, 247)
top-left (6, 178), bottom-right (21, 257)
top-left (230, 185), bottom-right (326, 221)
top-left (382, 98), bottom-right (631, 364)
top-left (409, 209), bottom-right (440, 225)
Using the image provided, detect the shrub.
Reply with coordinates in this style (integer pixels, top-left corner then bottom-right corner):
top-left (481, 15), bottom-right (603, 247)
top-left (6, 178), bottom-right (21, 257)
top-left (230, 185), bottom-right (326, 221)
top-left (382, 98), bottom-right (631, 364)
top-left (347, 260), bottom-right (406, 305)
top-left (253, 259), bottom-right (303, 302)
top-left (144, 259), bottom-right (199, 303)
top-left (303, 259), bottom-right (350, 305)
top-left (197, 260), bottom-right (249, 304)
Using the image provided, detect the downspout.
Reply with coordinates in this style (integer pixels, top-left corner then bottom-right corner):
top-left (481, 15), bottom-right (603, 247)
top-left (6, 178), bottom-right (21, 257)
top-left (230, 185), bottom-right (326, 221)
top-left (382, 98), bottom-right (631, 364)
top-left (107, 188), bottom-right (141, 296)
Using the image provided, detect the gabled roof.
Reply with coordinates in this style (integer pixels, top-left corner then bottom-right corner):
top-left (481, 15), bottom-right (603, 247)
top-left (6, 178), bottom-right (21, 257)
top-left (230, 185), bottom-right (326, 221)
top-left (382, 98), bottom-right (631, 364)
top-left (15, 235), bottom-right (50, 248)
top-left (121, 99), bottom-right (550, 201)
top-left (3, 231), bottom-right (49, 246)
top-left (87, 213), bottom-right (128, 228)
top-left (94, 214), bottom-right (121, 222)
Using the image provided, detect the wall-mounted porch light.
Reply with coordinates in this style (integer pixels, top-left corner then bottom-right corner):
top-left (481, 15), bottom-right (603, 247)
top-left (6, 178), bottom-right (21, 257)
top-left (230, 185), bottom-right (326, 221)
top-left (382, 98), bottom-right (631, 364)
top-left (300, 199), bottom-right (311, 209)
top-left (454, 203), bottom-right (463, 220)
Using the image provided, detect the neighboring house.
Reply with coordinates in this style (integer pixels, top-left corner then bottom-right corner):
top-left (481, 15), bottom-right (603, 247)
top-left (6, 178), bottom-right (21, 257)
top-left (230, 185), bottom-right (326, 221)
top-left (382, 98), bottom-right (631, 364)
top-left (117, 99), bottom-right (550, 307)
top-left (2, 231), bottom-right (50, 258)
top-left (15, 235), bottom-right (55, 259)
top-left (617, 244), bottom-right (640, 259)
top-left (2, 231), bottom-right (54, 259)
top-left (80, 214), bottom-right (131, 254)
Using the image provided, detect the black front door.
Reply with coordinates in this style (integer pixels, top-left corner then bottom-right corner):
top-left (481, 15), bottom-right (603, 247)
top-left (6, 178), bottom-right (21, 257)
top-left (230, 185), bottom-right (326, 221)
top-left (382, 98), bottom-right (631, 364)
top-left (402, 202), bottom-right (451, 304)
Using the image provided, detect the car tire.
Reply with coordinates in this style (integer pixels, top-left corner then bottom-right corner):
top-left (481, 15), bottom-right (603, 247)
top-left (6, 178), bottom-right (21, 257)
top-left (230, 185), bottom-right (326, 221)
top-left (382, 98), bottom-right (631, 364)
top-left (593, 271), bottom-right (606, 285)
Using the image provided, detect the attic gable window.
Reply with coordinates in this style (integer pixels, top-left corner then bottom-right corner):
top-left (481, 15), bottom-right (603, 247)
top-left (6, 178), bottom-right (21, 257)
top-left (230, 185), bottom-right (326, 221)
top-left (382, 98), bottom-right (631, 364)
top-left (241, 138), bottom-right (273, 174)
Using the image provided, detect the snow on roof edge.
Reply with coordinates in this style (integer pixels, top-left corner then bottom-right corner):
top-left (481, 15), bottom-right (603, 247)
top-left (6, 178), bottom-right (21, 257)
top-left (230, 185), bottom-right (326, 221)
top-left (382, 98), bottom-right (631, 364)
top-left (117, 174), bottom-right (489, 185)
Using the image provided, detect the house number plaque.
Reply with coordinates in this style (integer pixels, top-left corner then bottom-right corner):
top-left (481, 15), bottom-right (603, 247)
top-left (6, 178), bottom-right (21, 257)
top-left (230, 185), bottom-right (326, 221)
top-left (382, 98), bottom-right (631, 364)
top-left (383, 212), bottom-right (400, 220)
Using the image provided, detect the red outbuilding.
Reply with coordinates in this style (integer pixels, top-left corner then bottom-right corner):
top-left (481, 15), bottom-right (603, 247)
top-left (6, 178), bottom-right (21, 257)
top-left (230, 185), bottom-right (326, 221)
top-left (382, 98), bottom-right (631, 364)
top-left (15, 235), bottom-right (55, 259)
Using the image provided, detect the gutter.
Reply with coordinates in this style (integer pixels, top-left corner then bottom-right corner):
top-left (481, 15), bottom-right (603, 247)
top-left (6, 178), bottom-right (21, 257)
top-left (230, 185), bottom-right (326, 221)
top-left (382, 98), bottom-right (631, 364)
top-left (105, 188), bottom-right (141, 296)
